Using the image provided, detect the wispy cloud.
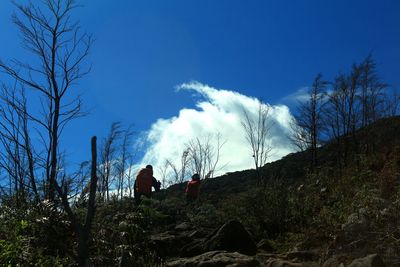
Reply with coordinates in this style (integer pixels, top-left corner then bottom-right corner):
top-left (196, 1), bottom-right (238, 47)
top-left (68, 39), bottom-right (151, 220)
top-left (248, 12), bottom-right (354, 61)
top-left (280, 86), bottom-right (310, 106)
top-left (139, 81), bottom-right (295, 182)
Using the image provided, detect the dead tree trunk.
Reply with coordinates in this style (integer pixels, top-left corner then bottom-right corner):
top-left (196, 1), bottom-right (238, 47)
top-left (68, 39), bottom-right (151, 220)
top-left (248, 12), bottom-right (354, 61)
top-left (54, 136), bottom-right (98, 267)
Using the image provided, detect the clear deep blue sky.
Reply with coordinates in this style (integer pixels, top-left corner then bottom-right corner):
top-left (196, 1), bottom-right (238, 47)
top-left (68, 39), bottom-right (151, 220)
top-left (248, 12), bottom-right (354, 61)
top-left (1, 0), bottom-right (400, 166)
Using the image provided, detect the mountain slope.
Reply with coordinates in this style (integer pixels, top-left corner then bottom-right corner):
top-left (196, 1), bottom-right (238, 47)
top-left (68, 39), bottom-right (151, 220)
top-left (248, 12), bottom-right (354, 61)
top-left (154, 116), bottom-right (400, 266)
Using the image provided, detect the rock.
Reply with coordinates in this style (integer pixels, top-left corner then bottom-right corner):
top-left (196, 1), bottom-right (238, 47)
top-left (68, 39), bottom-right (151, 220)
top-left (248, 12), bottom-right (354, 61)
top-left (292, 235), bottom-right (322, 252)
top-left (167, 251), bottom-right (260, 267)
top-left (149, 231), bottom-right (191, 258)
top-left (322, 256), bottom-right (346, 267)
top-left (206, 220), bottom-right (257, 256)
top-left (342, 213), bottom-right (369, 236)
top-left (285, 251), bottom-right (318, 261)
top-left (188, 230), bottom-right (205, 239)
top-left (180, 240), bottom-right (206, 257)
top-left (257, 239), bottom-right (275, 252)
top-left (345, 239), bottom-right (367, 250)
top-left (175, 222), bottom-right (192, 231)
top-left (347, 254), bottom-right (386, 267)
top-left (264, 258), bottom-right (303, 267)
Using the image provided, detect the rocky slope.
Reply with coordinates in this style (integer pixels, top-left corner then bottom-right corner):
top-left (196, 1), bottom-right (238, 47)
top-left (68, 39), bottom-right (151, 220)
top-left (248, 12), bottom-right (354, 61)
top-left (145, 116), bottom-right (400, 266)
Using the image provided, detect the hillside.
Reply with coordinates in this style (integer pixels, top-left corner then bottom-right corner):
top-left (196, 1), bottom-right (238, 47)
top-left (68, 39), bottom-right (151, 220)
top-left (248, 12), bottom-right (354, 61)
top-left (1, 116), bottom-right (399, 266)
top-left (149, 115), bottom-right (400, 266)
top-left (164, 115), bottom-right (400, 201)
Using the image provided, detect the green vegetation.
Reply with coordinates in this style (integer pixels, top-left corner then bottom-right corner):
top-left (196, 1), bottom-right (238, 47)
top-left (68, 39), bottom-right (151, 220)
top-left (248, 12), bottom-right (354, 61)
top-left (0, 116), bottom-right (399, 265)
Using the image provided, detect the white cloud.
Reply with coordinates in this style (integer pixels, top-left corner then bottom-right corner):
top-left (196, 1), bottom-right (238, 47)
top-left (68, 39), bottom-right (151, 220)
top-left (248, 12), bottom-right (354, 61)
top-left (280, 86), bottom-right (310, 105)
top-left (139, 81), bottom-right (295, 182)
top-left (281, 86), bottom-right (333, 107)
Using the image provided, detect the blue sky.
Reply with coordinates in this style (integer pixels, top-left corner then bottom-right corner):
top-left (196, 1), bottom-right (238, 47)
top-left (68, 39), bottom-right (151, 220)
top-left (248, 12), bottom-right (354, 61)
top-left (1, 0), bottom-right (400, 176)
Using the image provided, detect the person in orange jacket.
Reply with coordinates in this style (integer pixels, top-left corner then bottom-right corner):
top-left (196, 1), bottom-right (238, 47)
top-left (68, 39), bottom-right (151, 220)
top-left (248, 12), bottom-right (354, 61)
top-left (134, 165), bottom-right (161, 205)
top-left (185, 173), bottom-right (201, 202)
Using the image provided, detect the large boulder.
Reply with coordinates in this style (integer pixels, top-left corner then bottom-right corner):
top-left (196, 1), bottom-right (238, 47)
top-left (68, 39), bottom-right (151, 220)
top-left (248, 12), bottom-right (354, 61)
top-left (167, 251), bottom-right (260, 267)
top-left (347, 254), bottom-right (386, 267)
top-left (205, 220), bottom-right (257, 256)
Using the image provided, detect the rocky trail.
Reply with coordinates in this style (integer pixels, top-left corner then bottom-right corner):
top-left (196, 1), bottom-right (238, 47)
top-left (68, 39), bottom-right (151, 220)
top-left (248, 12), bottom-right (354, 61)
top-left (124, 220), bottom-right (388, 267)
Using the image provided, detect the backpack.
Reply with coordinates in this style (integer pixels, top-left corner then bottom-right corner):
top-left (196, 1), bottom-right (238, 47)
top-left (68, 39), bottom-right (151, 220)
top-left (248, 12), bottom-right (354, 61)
top-left (136, 168), bottom-right (153, 194)
top-left (185, 180), bottom-right (200, 197)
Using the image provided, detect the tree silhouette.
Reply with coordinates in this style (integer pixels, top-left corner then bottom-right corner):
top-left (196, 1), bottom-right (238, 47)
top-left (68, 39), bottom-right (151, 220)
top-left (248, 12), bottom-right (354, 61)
top-left (0, 0), bottom-right (92, 201)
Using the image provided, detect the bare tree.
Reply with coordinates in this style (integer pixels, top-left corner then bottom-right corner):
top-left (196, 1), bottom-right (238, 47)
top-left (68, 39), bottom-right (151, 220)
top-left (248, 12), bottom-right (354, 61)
top-left (115, 125), bottom-right (134, 199)
top-left (98, 122), bottom-right (121, 201)
top-left (0, 85), bottom-right (39, 204)
top-left (205, 133), bottom-right (225, 179)
top-left (186, 133), bottom-right (226, 180)
top-left (158, 160), bottom-right (170, 189)
top-left (241, 101), bottom-right (272, 184)
top-left (289, 117), bottom-right (309, 152)
top-left (383, 88), bottom-right (400, 117)
top-left (0, 0), bottom-right (92, 201)
top-left (359, 54), bottom-right (388, 127)
top-left (292, 74), bottom-right (328, 168)
top-left (161, 134), bottom-right (225, 184)
top-left (54, 136), bottom-right (98, 266)
top-left (70, 161), bottom-right (91, 202)
top-left (165, 149), bottom-right (190, 184)
top-left (322, 63), bottom-right (362, 166)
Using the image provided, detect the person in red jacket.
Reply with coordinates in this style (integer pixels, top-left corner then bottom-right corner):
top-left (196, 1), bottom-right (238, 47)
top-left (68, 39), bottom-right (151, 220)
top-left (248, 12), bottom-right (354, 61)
top-left (134, 165), bottom-right (161, 205)
top-left (185, 173), bottom-right (201, 202)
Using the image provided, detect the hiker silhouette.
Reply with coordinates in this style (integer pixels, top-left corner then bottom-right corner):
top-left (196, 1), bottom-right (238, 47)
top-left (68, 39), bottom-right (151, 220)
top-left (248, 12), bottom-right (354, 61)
top-left (134, 165), bottom-right (160, 205)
